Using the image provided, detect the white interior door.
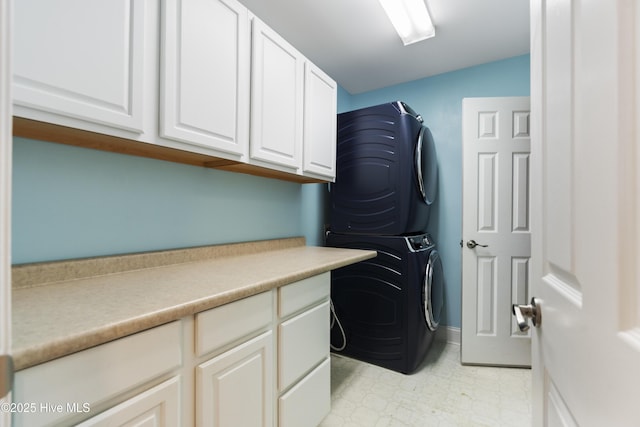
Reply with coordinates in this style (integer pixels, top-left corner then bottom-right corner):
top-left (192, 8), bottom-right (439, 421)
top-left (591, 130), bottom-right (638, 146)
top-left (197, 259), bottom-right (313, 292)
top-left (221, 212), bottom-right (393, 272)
top-left (461, 96), bottom-right (532, 366)
top-left (0, 0), bottom-right (12, 424)
top-left (530, 0), bottom-right (640, 425)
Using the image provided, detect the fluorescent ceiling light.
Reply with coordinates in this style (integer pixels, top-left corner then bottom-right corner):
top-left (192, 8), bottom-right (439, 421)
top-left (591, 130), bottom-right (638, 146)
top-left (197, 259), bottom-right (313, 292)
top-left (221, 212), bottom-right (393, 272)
top-left (378, 0), bottom-right (435, 46)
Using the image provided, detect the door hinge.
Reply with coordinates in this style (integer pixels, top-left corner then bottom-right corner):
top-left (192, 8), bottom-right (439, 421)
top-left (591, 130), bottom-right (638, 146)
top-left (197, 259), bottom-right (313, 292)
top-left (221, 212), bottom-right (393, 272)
top-left (0, 354), bottom-right (13, 399)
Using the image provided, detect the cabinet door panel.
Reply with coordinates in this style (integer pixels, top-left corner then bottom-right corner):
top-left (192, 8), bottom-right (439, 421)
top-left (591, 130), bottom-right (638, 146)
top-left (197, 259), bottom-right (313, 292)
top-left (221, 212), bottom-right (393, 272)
top-left (278, 272), bottom-right (329, 319)
top-left (196, 291), bottom-right (272, 357)
top-left (13, 0), bottom-right (146, 132)
top-left (77, 377), bottom-right (180, 427)
top-left (161, 0), bottom-right (249, 157)
top-left (279, 301), bottom-right (330, 391)
top-left (13, 322), bottom-right (182, 427)
top-left (250, 18), bottom-right (303, 170)
top-left (303, 62), bottom-right (337, 180)
top-left (279, 358), bottom-right (330, 427)
top-left (196, 331), bottom-right (273, 427)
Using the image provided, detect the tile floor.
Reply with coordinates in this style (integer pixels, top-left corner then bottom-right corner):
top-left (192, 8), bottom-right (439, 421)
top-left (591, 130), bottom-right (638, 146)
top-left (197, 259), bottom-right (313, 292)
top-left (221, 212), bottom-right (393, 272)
top-left (319, 341), bottom-right (532, 427)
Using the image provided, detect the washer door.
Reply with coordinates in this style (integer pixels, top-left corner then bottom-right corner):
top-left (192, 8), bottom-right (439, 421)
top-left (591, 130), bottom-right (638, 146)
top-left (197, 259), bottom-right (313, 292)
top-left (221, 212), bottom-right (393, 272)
top-left (423, 249), bottom-right (444, 331)
top-left (415, 126), bottom-right (438, 205)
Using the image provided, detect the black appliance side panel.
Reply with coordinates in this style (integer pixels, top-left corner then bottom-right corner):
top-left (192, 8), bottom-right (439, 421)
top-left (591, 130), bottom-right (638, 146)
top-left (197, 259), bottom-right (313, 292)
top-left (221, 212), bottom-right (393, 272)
top-left (327, 233), bottom-right (436, 374)
top-left (330, 102), bottom-right (429, 235)
top-left (328, 233), bottom-right (408, 373)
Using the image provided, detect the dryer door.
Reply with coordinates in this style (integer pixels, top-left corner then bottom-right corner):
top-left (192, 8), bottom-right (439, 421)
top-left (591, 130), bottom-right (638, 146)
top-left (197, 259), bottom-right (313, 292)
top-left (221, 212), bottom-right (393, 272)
top-left (423, 249), bottom-right (444, 331)
top-left (415, 126), bottom-right (438, 205)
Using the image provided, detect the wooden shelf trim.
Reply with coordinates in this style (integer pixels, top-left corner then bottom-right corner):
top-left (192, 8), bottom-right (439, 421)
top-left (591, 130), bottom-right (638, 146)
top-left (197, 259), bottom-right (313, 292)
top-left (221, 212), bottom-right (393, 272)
top-left (13, 117), bottom-right (324, 184)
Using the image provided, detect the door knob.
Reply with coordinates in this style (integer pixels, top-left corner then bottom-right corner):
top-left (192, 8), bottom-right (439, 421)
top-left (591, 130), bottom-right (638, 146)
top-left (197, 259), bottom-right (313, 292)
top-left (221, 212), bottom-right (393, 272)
top-left (466, 240), bottom-right (488, 249)
top-left (512, 297), bottom-right (541, 332)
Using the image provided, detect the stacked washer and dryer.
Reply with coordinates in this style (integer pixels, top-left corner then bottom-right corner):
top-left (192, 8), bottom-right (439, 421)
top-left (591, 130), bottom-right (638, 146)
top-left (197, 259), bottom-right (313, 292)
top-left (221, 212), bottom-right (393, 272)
top-left (327, 101), bottom-right (444, 374)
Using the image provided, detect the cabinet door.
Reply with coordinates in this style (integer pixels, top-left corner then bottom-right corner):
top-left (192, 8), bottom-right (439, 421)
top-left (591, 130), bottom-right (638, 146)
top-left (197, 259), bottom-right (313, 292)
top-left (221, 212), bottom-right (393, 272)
top-left (13, 0), bottom-right (146, 132)
top-left (13, 322), bottom-right (182, 427)
top-left (161, 0), bottom-right (249, 158)
top-left (196, 331), bottom-right (273, 427)
top-left (250, 18), bottom-right (303, 171)
top-left (279, 301), bottom-right (330, 391)
top-left (77, 377), bottom-right (180, 427)
top-left (279, 358), bottom-right (330, 427)
top-left (196, 291), bottom-right (273, 357)
top-left (302, 62), bottom-right (337, 180)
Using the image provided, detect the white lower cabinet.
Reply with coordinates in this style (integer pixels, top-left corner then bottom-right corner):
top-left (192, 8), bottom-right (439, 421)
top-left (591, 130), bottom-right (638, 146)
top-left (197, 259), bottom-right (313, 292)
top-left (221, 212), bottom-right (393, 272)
top-left (13, 321), bottom-right (183, 427)
top-left (13, 274), bottom-right (331, 427)
top-left (196, 332), bottom-right (273, 427)
top-left (279, 358), bottom-right (330, 427)
top-left (277, 273), bottom-right (331, 426)
top-left (279, 301), bottom-right (330, 391)
top-left (194, 291), bottom-right (274, 427)
top-left (77, 377), bottom-right (181, 427)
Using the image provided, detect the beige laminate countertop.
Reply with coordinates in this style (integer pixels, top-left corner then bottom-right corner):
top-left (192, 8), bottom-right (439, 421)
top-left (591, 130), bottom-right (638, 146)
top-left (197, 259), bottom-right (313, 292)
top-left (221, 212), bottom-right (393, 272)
top-left (12, 237), bottom-right (376, 371)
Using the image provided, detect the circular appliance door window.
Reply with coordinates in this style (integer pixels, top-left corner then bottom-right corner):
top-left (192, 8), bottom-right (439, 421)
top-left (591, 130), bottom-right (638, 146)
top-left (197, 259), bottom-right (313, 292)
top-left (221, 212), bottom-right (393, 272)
top-left (415, 126), bottom-right (439, 205)
top-left (423, 250), bottom-right (444, 331)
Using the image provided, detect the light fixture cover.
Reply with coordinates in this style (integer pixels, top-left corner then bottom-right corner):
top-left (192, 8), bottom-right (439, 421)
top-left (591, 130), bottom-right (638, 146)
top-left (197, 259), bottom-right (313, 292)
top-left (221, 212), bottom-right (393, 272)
top-left (379, 0), bottom-right (435, 45)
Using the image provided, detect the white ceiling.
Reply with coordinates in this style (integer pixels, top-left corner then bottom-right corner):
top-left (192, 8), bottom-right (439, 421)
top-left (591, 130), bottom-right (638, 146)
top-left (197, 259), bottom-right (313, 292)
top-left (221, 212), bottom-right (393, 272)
top-left (238, 0), bottom-right (531, 94)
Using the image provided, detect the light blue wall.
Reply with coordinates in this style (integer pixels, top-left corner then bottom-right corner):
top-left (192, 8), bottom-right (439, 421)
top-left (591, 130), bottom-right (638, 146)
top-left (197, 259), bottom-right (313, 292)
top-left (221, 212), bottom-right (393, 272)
top-left (337, 86), bottom-right (354, 114)
top-left (300, 182), bottom-right (329, 246)
top-left (12, 138), bottom-right (305, 264)
top-left (338, 54), bottom-right (531, 328)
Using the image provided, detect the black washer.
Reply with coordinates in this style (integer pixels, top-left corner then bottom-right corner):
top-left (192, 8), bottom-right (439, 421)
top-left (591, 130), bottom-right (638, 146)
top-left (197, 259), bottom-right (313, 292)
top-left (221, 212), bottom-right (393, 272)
top-left (327, 232), bottom-right (444, 374)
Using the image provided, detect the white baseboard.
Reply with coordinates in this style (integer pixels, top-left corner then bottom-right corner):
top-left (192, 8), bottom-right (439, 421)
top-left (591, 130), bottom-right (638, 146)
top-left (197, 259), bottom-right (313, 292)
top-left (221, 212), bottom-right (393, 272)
top-left (435, 326), bottom-right (460, 345)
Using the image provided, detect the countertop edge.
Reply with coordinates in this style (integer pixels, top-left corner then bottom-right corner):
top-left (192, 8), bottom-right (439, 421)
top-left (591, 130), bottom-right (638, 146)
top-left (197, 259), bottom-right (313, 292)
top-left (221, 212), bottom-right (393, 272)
top-left (12, 237), bottom-right (307, 289)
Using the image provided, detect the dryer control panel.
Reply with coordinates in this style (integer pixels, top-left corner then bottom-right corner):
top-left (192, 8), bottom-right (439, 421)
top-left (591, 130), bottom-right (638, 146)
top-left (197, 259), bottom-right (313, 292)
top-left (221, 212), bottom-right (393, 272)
top-left (406, 234), bottom-right (434, 251)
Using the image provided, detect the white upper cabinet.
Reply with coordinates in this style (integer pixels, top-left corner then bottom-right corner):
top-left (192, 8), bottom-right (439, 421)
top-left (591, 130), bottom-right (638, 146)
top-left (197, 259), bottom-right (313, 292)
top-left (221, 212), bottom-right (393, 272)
top-left (250, 17), bottom-right (304, 172)
top-left (303, 62), bottom-right (337, 181)
top-left (13, 0), bottom-right (147, 133)
top-left (12, 1), bottom-right (337, 182)
top-left (160, 0), bottom-right (250, 159)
